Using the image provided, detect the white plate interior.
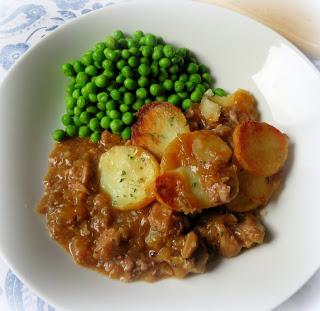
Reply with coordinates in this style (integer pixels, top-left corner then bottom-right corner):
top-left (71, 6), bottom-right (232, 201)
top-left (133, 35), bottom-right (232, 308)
top-left (0, 1), bottom-right (320, 310)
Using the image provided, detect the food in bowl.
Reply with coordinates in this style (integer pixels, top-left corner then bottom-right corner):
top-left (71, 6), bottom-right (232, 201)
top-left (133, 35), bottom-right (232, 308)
top-left (37, 30), bottom-right (289, 282)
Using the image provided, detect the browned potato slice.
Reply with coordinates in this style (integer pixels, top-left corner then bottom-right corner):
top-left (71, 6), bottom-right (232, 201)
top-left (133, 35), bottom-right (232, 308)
top-left (226, 192), bottom-right (259, 212)
top-left (132, 102), bottom-right (190, 159)
top-left (233, 121), bottom-right (289, 176)
top-left (160, 130), bottom-right (232, 173)
top-left (99, 145), bottom-right (159, 211)
top-left (238, 170), bottom-right (281, 205)
top-left (156, 131), bottom-right (239, 214)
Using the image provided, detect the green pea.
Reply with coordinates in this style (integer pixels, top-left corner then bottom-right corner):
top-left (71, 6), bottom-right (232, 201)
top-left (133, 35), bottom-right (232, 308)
top-left (163, 79), bottom-right (173, 91)
top-left (138, 76), bottom-right (149, 87)
top-left (133, 99), bottom-right (143, 111)
top-left (189, 73), bottom-right (201, 84)
top-left (139, 36), bottom-right (146, 45)
top-left (214, 88), bottom-right (227, 97)
top-left (123, 92), bottom-right (135, 105)
top-left (119, 86), bottom-right (127, 94)
top-left (79, 126), bottom-right (91, 138)
top-left (90, 131), bottom-right (100, 143)
top-left (66, 96), bottom-right (76, 109)
top-left (76, 72), bottom-right (89, 87)
top-left (121, 127), bottom-right (131, 140)
top-left (105, 36), bottom-right (117, 49)
top-left (150, 63), bottom-right (159, 77)
top-left (198, 64), bottom-right (208, 74)
top-left (136, 88), bottom-right (148, 99)
top-left (121, 66), bottom-right (134, 78)
top-left (133, 30), bottom-right (144, 40)
top-left (109, 109), bottom-right (121, 120)
top-left (119, 104), bottom-right (129, 113)
top-left (141, 46), bottom-right (153, 57)
top-left (118, 38), bottom-right (128, 49)
top-left (140, 57), bottom-right (150, 65)
top-left (177, 92), bottom-right (188, 100)
top-left (163, 44), bottom-right (175, 58)
top-left (159, 57), bottom-right (171, 69)
top-left (144, 34), bottom-right (157, 46)
top-left (128, 56), bottom-right (139, 68)
top-left (88, 93), bottom-right (97, 103)
top-left (174, 80), bottom-right (184, 92)
top-left (89, 118), bottom-right (100, 131)
top-left (116, 59), bottom-right (126, 70)
top-left (116, 74), bottom-right (125, 84)
top-left (85, 81), bottom-right (97, 94)
top-left (176, 48), bottom-right (188, 58)
top-left (77, 96), bottom-right (86, 108)
top-left (124, 78), bottom-right (137, 90)
top-left (171, 55), bottom-right (183, 64)
top-left (127, 39), bottom-right (139, 49)
top-left (156, 96), bottom-right (166, 102)
top-left (150, 84), bottom-right (162, 96)
top-left (129, 46), bottom-right (140, 56)
top-left (179, 73), bottom-right (188, 83)
top-left (170, 74), bottom-right (178, 81)
top-left (80, 111), bottom-right (90, 124)
top-left (110, 119), bottom-right (124, 133)
top-left (145, 98), bottom-right (152, 104)
top-left (66, 107), bottom-right (74, 115)
top-left (81, 52), bottom-right (93, 67)
top-left (85, 65), bottom-right (97, 77)
top-left (106, 100), bottom-right (117, 111)
top-left (96, 111), bottom-right (105, 120)
top-left (196, 84), bottom-right (206, 94)
top-left (73, 116), bottom-right (82, 127)
top-left (97, 101), bottom-right (106, 111)
top-left (52, 129), bottom-right (66, 142)
top-left (95, 42), bottom-right (106, 51)
top-left (66, 84), bottom-right (74, 95)
top-left (169, 64), bottom-right (179, 74)
top-left (168, 94), bottom-right (181, 106)
top-left (100, 116), bottom-right (111, 129)
top-left (104, 48), bottom-right (120, 61)
top-left (159, 69), bottom-right (168, 82)
top-left (121, 49), bottom-right (130, 59)
top-left (65, 124), bottom-right (77, 137)
top-left (190, 90), bottom-right (202, 103)
top-left (152, 47), bottom-right (164, 61)
top-left (113, 30), bottom-right (124, 40)
top-left (122, 112), bottom-right (134, 125)
top-left (202, 72), bottom-right (213, 83)
top-left (97, 92), bottom-right (108, 103)
top-left (86, 106), bottom-right (98, 114)
top-left (110, 89), bottom-right (121, 101)
top-left (138, 64), bottom-right (151, 77)
top-left (72, 89), bottom-right (81, 100)
top-left (187, 63), bottom-right (199, 74)
top-left (93, 61), bottom-right (102, 69)
top-left (92, 50), bottom-right (105, 63)
top-left (182, 99), bottom-right (192, 110)
top-left (103, 69), bottom-right (115, 79)
top-left (61, 114), bottom-right (73, 126)
top-left (185, 81), bottom-right (195, 92)
top-left (73, 61), bottom-right (84, 74)
top-left (102, 59), bottom-right (114, 70)
top-left (95, 75), bottom-right (107, 88)
top-left (74, 106), bottom-right (83, 116)
top-left (81, 86), bottom-right (89, 99)
top-left (107, 82), bottom-right (116, 92)
top-left (62, 63), bottom-right (74, 76)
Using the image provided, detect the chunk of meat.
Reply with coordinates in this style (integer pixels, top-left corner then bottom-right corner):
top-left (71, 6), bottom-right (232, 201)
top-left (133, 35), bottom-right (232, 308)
top-left (69, 236), bottom-right (95, 266)
top-left (234, 214), bottom-right (265, 248)
top-left (181, 231), bottom-right (198, 259)
top-left (148, 203), bottom-right (173, 233)
top-left (197, 213), bottom-right (265, 257)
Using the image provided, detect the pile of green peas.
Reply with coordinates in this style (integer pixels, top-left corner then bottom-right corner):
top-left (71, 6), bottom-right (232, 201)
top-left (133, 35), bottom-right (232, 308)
top-left (53, 30), bottom-right (217, 143)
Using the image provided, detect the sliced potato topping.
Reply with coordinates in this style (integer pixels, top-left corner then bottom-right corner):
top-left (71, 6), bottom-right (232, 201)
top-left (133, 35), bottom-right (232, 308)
top-left (238, 170), bottom-right (281, 205)
top-left (233, 121), bottom-right (289, 176)
top-left (226, 192), bottom-right (259, 213)
top-left (99, 145), bottom-right (159, 211)
top-left (199, 96), bottom-right (221, 123)
top-left (131, 102), bottom-right (190, 159)
top-left (156, 131), bottom-right (239, 214)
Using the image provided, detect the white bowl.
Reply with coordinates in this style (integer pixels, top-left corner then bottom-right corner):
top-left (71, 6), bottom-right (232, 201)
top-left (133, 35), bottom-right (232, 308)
top-left (0, 1), bottom-right (320, 310)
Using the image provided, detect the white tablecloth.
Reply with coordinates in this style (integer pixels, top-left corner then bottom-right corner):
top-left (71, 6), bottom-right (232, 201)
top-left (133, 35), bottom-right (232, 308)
top-left (0, 0), bottom-right (319, 310)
